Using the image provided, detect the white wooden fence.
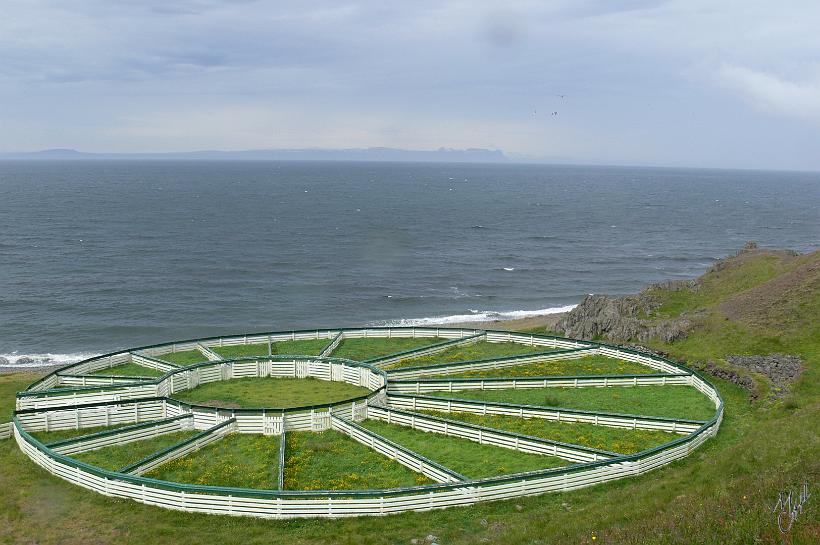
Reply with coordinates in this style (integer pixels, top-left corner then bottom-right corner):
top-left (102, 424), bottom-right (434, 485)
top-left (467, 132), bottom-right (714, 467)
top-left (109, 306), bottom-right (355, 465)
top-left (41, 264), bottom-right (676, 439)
top-left (14, 395), bottom-right (378, 437)
top-left (196, 344), bottom-right (222, 362)
top-left (385, 394), bottom-right (706, 434)
top-left (22, 327), bottom-right (644, 392)
top-left (385, 345), bottom-right (687, 380)
top-left (10, 326), bottom-right (724, 518)
top-left (16, 398), bottom-right (168, 434)
top-left (12, 412), bottom-right (720, 519)
top-left (319, 332), bottom-right (345, 358)
top-left (129, 353), bottom-right (181, 373)
top-left (48, 415), bottom-right (194, 455)
top-left (56, 374), bottom-right (157, 388)
top-left (278, 429), bottom-right (287, 490)
top-left (387, 373), bottom-right (692, 395)
top-left (384, 347), bottom-right (598, 379)
top-left (17, 356), bottom-right (386, 411)
top-left (23, 327), bottom-right (488, 393)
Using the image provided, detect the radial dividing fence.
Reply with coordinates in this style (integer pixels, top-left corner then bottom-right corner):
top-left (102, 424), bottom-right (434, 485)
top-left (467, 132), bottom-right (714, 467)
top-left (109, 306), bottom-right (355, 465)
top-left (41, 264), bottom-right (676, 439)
top-left (387, 373), bottom-right (693, 394)
top-left (7, 326), bottom-right (724, 519)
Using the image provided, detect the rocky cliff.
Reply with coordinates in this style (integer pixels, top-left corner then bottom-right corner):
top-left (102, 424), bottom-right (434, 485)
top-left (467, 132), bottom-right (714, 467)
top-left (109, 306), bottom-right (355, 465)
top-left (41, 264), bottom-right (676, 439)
top-left (555, 276), bottom-right (699, 343)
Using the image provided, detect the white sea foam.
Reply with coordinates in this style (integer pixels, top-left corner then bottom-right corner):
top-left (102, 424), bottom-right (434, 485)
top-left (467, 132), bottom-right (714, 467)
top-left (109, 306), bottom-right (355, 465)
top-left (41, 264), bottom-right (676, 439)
top-left (374, 304), bottom-right (577, 327)
top-left (0, 352), bottom-right (99, 368)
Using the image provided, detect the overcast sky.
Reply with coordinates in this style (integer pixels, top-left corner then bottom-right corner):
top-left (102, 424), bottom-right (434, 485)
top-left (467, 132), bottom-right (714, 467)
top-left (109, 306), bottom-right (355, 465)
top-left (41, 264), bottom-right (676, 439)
top-left (1, 1), bottom-right (819, 170)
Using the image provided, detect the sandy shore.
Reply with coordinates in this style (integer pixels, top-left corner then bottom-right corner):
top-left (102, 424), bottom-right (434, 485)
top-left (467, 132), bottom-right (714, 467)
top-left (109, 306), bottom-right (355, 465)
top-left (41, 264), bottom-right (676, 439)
top-left (0, 312), bottom-right (568, 376)
top-left (447, 311), bottom-right (566, 332)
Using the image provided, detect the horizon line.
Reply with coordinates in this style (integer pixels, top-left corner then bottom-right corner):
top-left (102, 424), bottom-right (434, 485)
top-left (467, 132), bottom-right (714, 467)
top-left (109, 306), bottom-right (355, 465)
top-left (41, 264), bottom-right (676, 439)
top-left (1, 147), bottom-right (819, 174)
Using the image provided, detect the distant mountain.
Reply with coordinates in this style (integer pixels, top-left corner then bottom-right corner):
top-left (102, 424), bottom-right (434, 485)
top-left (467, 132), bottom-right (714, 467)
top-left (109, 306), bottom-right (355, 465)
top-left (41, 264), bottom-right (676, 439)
top-left (29, 148), bottom-right (87, 158)
top-left (0, 147), bottom-right (507, 163)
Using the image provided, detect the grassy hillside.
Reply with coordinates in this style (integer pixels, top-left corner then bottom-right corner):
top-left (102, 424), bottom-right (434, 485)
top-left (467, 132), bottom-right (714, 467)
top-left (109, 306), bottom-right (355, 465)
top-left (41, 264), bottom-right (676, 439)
top-left (0, 247), bottom-right (816, 544)
top-left (644, 248), bottom-right (818, 400)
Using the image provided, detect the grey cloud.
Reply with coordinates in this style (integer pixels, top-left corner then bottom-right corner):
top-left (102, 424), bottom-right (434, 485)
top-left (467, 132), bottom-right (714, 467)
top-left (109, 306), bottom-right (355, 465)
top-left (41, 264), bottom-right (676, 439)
top-left (0, 1), bottom-right (818, 169)
top-left (718, 64), bottom-right (820, 123)
top-left (480, 10), bottom-right (527, 48)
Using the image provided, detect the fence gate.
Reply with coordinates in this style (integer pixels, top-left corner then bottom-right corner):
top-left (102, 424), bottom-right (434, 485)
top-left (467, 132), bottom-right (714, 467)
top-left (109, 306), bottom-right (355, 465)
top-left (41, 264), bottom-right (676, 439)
top-left (352, 401), bottom-right (367, 422)
top-left (331, 364), bottom-right (343, 382)
top-left (311, 411), bottom-right (330, 431)
top-left (295, 361), bottom-right (310, 378)
top-left (263, 415), bottom-right (283, 435)
top-left (186, 369), bottom-right (200, 389)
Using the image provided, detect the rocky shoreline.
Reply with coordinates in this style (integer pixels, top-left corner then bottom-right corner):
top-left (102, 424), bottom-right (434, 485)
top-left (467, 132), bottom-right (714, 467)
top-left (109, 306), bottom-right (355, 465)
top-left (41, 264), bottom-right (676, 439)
top-left (457, 242), bottom-right (808, 398)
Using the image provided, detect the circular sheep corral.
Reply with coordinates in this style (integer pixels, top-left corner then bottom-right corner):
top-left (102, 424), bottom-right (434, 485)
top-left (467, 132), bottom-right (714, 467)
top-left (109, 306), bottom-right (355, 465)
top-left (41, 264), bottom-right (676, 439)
top-left (11, 327), bottom-right (723, 519)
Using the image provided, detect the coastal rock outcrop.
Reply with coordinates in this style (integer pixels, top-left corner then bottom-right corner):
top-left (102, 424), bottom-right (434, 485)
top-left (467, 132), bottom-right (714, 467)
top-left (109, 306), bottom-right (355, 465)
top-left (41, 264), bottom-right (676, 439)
top-left (552, 242), bottom-right (813, 399)
top-left (555, 293), bottom-right (692, 343)
top-left (725, 354), bottom-right (804, 392)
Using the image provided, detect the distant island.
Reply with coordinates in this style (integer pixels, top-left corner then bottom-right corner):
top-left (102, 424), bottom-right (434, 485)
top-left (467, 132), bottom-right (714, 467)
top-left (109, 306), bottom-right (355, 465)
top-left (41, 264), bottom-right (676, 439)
top-left (0, 147), bottom-right (507, 163)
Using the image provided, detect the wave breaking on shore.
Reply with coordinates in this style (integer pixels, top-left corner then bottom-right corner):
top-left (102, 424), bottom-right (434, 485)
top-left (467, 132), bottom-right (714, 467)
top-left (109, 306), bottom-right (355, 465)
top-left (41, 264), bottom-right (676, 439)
top-left (374, 304), bottom-right (577, 327)
top-left (0, 352), bottom-right (99, 369)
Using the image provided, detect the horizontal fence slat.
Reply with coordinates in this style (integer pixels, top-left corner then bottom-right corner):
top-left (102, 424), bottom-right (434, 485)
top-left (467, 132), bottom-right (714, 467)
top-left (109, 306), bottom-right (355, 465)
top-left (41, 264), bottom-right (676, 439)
top-left (0, 421), bottom-right (11, 440)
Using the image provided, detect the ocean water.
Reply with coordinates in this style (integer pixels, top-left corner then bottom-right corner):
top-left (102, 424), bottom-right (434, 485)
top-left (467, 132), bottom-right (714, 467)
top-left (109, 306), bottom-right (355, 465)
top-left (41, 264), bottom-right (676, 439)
top-left (0, 160), bottom-right (818, 366)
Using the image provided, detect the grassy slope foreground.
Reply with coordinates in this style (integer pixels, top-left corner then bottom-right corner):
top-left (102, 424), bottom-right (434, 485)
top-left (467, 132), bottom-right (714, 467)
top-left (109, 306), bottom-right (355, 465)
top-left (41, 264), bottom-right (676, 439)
top-left (0, 247), bottom-right (817, 544)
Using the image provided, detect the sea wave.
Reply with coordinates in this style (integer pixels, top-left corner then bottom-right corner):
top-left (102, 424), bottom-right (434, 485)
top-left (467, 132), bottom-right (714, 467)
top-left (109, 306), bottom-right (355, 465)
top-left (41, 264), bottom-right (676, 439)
top-left (374, 304), bottom-right (577, 327)
top-left (0, 352), bottom-right (99, 368)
